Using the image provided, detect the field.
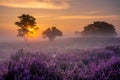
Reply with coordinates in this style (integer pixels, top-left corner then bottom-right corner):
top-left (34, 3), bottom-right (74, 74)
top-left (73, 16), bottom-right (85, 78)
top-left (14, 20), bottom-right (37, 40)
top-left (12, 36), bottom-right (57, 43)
top-left (0, 37), bottom-right (120, 80)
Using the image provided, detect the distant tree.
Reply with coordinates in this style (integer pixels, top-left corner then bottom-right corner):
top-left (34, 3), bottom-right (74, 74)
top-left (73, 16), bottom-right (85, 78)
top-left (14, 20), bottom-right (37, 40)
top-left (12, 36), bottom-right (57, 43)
top-left (15, 14), bottom-right (39, 42)
top-left (42, 27), bottom-right (63, 41)
top-left (74, 31), bottom-right (81, 35)
top-left (81, 21), bottom-right (117, 37)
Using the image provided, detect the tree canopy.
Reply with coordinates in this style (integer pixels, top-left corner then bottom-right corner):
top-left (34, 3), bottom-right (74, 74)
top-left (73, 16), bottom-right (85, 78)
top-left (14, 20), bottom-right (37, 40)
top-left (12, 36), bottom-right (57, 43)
top-left (81, 21), bottom-right (117, 37)
top-left (15, 14), bottom-right (39, 41)
top-left (42, 27), bottom-right (63, 41)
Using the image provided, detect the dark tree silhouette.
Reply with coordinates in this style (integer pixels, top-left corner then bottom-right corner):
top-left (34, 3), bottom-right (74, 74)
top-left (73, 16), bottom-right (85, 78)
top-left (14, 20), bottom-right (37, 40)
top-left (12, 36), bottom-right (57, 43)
top-left (15, 14), bottom-right (39, 42)
top-left (81, 21), bottom-right (117, 37)
top-left (42, 27), bottom-right (63, 41)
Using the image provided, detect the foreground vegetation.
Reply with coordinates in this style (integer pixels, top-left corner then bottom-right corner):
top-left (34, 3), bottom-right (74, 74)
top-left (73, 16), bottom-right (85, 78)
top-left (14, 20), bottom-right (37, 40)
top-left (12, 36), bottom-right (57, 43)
top-left (0, 46), bottom-right (120, 80)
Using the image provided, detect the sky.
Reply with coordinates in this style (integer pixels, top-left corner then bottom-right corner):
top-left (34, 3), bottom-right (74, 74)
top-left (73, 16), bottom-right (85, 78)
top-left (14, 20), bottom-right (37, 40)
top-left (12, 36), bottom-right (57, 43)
top-left (0, 0), bottom-right (120, 41)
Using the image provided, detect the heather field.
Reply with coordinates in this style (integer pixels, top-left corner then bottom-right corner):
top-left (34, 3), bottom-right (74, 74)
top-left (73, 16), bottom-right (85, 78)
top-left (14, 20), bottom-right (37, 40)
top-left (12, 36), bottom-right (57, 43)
top-left (1, 0), bottom-right (120, 79)
top-left (0, 38), bottom-right (120, 80)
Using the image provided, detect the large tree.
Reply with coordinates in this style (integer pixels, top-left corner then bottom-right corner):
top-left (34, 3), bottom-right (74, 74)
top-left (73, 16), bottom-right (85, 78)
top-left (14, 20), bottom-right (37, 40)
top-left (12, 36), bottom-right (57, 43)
top-left (81, 21), bottom-right (117, 37)
top-left (15, 14), bottom-right (39, 42)
top-left (42, 27), bottom-right (63, 41)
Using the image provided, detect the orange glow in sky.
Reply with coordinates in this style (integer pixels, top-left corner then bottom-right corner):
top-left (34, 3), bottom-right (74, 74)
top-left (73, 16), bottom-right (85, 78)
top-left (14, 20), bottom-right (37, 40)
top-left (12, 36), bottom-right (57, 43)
top-left (0, 0), bottom-right (120, 41)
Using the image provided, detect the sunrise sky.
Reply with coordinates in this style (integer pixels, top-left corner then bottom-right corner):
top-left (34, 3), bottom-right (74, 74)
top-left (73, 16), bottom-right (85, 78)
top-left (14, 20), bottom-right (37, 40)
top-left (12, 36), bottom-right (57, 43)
top-left (0, 0), bottom-right (120, 41)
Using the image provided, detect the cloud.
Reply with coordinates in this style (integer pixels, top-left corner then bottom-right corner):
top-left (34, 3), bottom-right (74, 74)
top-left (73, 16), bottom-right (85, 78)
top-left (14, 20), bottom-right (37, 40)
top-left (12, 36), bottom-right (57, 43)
top-left (55, 15), bottom-right (120, 20)
top-left (85, 10), bottom-right (103, 14)
top-left (0, 0), bottom-right (70, 9)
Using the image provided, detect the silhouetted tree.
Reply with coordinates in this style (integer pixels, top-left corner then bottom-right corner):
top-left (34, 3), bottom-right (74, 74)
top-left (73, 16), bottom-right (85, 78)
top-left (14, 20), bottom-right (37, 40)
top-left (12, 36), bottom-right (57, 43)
top-left (42, 27), bottom-right (63, 41)
top-left (15, 14), bottom-right (39, 42)
top-left (81, 21), bottom-right (117, 37)
top-left (74, 31), bottom-right (81, 35)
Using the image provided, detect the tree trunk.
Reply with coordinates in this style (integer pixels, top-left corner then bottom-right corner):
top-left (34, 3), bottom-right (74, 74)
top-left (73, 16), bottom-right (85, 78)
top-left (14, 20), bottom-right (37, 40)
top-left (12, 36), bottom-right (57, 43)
top-left (49, 38), bottom-right (54, 42)
top-left (24, 36), bottom-right (29, 46)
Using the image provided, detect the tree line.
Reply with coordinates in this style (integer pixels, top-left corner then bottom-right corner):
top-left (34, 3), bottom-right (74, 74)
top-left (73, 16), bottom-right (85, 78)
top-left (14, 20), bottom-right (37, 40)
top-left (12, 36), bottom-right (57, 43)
top-left (15, 14), bottom-right (117, 42)
top-left (15, 14), bottom-right (62, 42)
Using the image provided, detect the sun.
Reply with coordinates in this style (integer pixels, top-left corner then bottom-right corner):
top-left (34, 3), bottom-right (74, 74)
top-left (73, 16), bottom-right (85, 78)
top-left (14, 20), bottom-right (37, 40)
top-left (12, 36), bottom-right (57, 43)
top-left (27, 27), bottom-right (39, 38)
top-left (28, 28), bottom-right (34, 32)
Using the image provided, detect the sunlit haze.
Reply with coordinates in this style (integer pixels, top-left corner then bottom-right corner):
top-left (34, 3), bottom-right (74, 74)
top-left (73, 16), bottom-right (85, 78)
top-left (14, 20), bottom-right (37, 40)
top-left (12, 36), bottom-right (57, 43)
top-left (0, 1), bottom-right (120, 79)
top-left (0, 0), bottom-right (120, 41)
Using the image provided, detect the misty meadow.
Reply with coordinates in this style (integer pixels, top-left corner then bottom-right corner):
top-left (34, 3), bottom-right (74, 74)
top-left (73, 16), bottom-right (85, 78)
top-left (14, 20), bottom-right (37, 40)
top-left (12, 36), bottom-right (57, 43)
top-left (0, 0), bottom-right (120, 80)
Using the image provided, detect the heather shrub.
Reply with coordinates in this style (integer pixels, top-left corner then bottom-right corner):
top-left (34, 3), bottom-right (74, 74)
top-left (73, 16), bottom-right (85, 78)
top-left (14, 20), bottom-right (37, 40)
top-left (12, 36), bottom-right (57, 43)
top-left (0, 46), bottom-right (120, 80)
top-left (92, 57), bottom-right (120, 80)
top-left (2, 56), bottom-right (61, 80)
top-left (106, 46), bottom-right (120, 56)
